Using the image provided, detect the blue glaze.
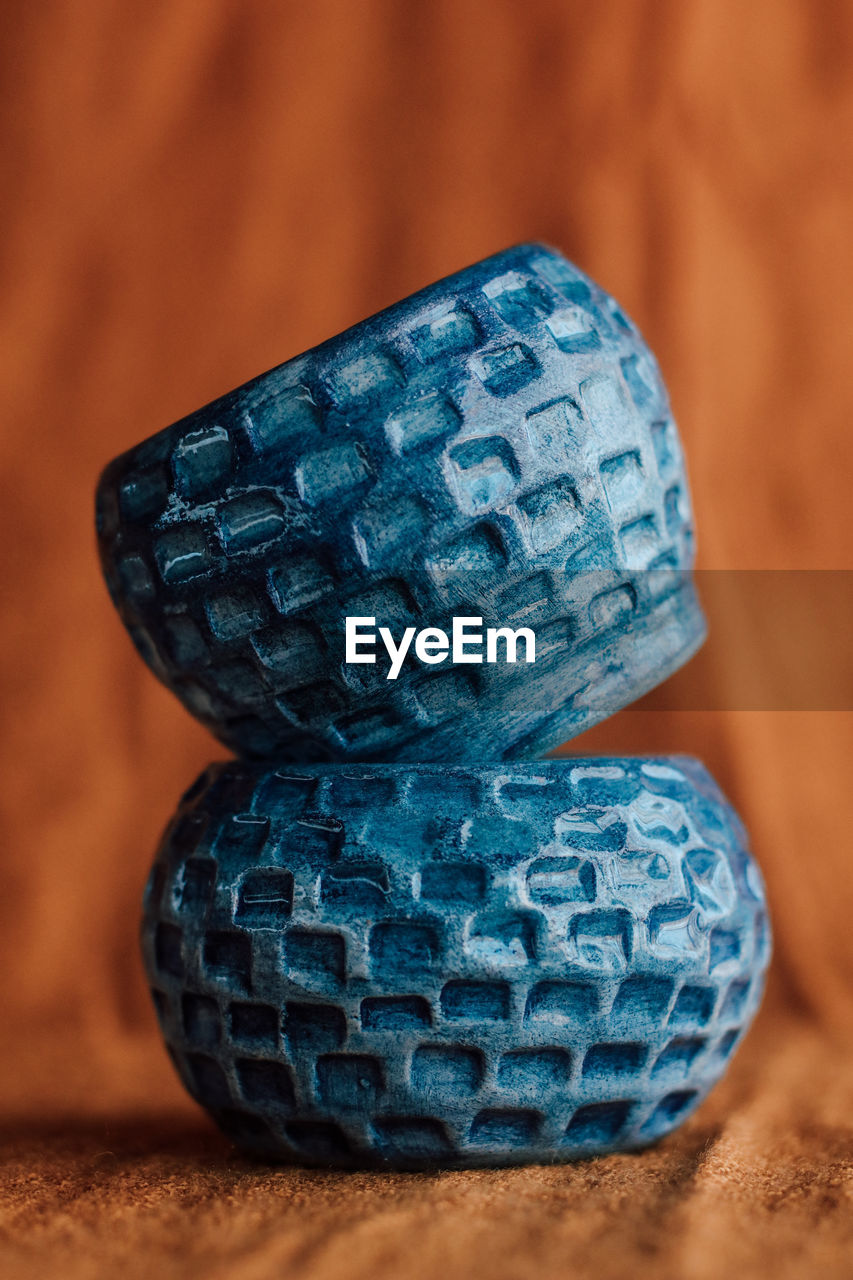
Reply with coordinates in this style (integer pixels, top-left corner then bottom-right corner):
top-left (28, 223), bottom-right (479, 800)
top-left (142, 757), bottom-right (770, 1168)
top-left (97, 244), bottom-right (704, 763)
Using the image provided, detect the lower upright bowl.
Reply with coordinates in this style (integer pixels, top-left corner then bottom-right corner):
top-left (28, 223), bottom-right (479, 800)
top-left (142, 757), bottom-right (770, 1169)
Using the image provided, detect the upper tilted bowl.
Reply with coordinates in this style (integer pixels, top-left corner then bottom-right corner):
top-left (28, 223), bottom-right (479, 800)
top-left (96, 244), bottom-right (705, 762)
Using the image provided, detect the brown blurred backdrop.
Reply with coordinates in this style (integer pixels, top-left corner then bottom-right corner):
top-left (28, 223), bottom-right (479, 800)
top-left (2, 0), bottom-right (853, 1124)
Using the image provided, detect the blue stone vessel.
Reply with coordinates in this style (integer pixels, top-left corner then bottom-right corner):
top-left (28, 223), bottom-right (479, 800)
top-left (142, 756), bottom-right (769, 1168)
top-left (97, 244), bottom-right (705, 763)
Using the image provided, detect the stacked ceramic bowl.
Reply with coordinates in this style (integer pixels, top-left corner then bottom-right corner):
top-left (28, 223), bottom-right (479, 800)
top-left (96, 244), bottom-right (770, 1168)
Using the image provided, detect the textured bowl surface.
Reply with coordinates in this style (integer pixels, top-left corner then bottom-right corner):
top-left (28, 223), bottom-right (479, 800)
top-left (142, 757), bottom-right (770, 1168)
top-left (98, 243), bottom-right (704, 762)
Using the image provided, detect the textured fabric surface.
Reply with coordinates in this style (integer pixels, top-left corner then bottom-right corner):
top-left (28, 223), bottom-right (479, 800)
top-left (1, 1), bottom-right (853, 1276)
top-left (2, 1011), bottom-right (853, 1280)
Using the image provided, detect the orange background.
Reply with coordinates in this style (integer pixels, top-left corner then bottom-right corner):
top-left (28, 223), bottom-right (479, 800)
top-left (2, 3), bottom-right (853, 1276)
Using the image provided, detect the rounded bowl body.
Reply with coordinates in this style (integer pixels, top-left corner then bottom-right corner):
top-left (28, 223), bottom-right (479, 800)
top-left (142, 757), bottom-right (769, 1168)
top-left (98, 244), bottom-right (703, 762)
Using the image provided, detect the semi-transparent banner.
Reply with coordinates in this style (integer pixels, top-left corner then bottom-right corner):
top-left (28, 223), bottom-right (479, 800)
top-left (333, 570), bottom-right (853, 710)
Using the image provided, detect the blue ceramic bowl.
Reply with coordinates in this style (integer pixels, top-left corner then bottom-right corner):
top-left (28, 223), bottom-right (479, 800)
top-left (142, 756), bottom-right (769, 1168)
top-left (97, 244), bottom-right (704, 763)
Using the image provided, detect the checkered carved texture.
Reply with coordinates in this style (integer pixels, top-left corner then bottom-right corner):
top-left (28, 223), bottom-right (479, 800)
top-left (142, 757), bottom-right (770, 1169)
top-left (97, 244), bottom-right (705, 763)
